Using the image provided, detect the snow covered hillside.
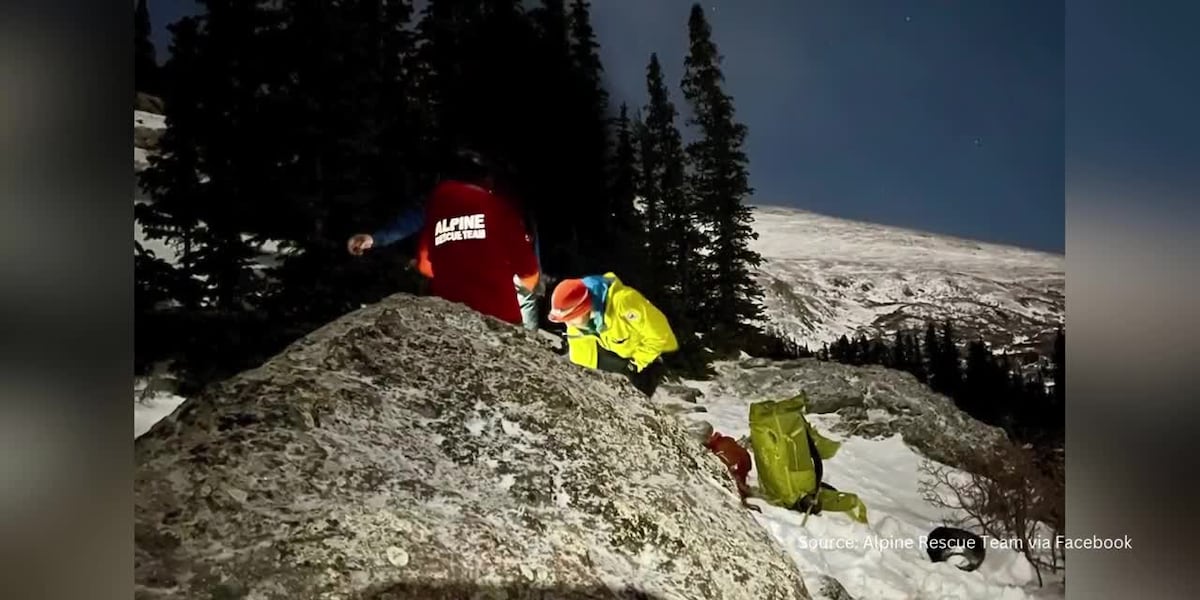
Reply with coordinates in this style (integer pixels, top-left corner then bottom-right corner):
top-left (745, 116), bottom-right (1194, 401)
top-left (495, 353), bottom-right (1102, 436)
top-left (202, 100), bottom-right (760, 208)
top-left (749, 205), bottom-right (1064, 354)
top-left (670, 360), bottom-right (1065, 600)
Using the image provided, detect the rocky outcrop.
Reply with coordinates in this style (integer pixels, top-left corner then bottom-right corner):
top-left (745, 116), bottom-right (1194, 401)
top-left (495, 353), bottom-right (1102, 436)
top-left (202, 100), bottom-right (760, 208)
top-left (650, 385), bottom-right (709, 423)
top-left (809, 575), bottom-right (855, 600)
top-left (656, 384), bottom-right (702, 404)
top-left (707, 358), bottom-right (1007, 470)
top-left (135, 294), bottom-right (811, 599)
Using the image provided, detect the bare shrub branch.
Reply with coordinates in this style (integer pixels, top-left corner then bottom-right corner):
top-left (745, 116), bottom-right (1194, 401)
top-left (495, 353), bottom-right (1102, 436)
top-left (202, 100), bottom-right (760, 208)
top-left (919, 441), bottom-right (1065, 586)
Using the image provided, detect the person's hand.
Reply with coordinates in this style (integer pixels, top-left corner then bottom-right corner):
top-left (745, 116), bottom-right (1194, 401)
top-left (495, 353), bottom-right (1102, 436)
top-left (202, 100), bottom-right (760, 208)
top-left (347, 233), bottom-right (374, 256)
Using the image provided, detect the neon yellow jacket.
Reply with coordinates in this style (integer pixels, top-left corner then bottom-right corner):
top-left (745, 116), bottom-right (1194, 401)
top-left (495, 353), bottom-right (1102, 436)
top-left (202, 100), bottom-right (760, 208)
top-left (565, 273), bottom-right (678, 372)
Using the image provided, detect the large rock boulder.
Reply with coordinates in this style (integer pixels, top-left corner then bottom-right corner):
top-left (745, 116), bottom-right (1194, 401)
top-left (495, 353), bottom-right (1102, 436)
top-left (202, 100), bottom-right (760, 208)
top-left (708, 358), bottom-right (1007, 470)
top-left (135, 295), bottom-right (811, 599)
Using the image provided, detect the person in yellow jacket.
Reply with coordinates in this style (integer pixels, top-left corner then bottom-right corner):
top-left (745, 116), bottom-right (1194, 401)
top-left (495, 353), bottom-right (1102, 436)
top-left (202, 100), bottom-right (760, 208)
top-left (547, 273), bottom-right (678, 396)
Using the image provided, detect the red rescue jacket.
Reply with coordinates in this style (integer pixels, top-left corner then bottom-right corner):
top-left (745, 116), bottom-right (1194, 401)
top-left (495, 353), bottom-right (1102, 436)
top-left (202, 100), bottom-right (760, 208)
top-left (415, 180), bottom-right (539, 325)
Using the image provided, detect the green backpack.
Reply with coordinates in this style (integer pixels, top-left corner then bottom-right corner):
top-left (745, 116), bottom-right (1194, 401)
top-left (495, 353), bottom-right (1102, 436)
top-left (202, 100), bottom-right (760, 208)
top-left (749, 394), bottom-right (869, 524)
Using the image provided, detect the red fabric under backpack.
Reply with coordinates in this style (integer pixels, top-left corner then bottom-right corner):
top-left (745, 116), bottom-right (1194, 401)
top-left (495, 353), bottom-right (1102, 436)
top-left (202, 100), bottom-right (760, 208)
top-left (705, 431), bottom-right (758, 510)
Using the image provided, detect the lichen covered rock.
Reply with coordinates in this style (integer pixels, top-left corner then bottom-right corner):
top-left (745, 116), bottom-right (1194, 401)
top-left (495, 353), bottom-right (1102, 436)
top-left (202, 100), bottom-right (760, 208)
top-left (135, 294), bottom-right (810, 599)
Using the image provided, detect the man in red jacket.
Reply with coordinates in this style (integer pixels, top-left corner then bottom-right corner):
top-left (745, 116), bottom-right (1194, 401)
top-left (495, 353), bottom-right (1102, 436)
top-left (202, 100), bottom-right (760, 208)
top-left (411, 150), bottom-right (540, 325)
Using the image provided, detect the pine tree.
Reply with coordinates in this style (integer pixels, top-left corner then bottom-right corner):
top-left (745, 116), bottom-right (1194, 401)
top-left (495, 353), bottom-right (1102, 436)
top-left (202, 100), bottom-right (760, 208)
top-left (610, 103), bottom-right (646, 284)
top-left (136, 16), bottom-right (207, 311)
top-left (963, 340), bottom-right (994, 423)
top-left (909, 334), bottom-right (927, 383)
top-left (938, 321), bottom-right (962, 398)
top-left (365, 0), bottom-right (433, 206)
top-left (138, 0), bottom-right (282, 312)
top-left (263, 0), bottom-right (424, 333)
top-left (565, 0), bottom-right (615, 268)
top-left (923, 321), bottom-right (941, 390)
top-left (568, 0), bottom-right (609, 122)
top-left (634, 110), bottom-right (661, 297)
top-left (833, 335), bottom-right (851, 362)
top-left (641, 53), bottom-right (695, 339)
top-left (134, 1), bottom-right (290, 386)
top-left (1052, 327), bottom-right (1064, 405)
top-left (137, 0), bottom-right (429, 386)
top-left (1050, 326), bottom-right (1065, 440)
top-left (872, 336), bottom-right (888, 366)
top-left (416, 0), bottom-right (587, 275)
top-left (534, 0), bottom-right (569, 55)
top-left (680, 3), bottom-right (764, 344)
top-left (135, 0), bottom-right (159, 95)
top-left (415, 0), bottom-right (487, 151)
top-left (865, 337), bottom-right (876, 365)
top-left (892, 329), bottom-right (907, 370)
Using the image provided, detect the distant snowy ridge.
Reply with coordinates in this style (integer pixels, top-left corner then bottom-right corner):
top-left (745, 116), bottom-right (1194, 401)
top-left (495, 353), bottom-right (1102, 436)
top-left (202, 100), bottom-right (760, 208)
top-left (747, 204), bottom-right (1064, 354)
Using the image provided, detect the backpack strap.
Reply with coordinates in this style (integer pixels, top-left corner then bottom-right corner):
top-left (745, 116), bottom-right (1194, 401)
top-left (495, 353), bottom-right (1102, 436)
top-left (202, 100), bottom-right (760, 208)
top-left (806, 422), bottom-right (824, 491)
top-left (797, 426), bottom-right (824, 523)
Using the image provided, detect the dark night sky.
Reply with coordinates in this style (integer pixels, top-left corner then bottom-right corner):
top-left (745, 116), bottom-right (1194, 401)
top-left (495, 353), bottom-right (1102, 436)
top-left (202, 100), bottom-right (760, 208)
top-left (149, 1), bottom-right (1066, 253)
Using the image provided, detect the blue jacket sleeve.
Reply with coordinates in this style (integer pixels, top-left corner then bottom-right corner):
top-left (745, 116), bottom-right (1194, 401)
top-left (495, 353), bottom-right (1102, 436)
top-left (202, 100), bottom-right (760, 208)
top-left (370, 205), bottom-right (425, 248)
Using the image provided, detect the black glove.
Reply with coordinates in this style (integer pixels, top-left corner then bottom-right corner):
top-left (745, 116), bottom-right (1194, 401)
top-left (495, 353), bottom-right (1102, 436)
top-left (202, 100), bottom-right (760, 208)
top-left (625, 361), bottom-right (650, 393)
top-left (626, 360), bottom-right (663, 397)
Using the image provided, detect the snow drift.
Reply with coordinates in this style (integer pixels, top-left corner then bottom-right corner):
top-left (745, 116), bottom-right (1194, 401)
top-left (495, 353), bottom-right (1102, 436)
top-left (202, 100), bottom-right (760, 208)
top-left (134, 294), bottom-right (811, 599)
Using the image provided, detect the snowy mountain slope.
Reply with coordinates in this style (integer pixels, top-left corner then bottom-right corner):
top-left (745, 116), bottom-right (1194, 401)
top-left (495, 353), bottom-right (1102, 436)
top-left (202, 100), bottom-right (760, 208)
top-left (749, 205), bottom-right (1064, 354)
top-left (676, 369), bottom-right (1065, 600)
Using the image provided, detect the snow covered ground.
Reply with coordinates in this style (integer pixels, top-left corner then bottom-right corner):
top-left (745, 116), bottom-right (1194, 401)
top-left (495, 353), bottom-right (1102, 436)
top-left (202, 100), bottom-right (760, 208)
top-left (134, 371), bottom-right (1065, 599)
top-left (135, 109), bottom-right (166, 130)
top-left (749, 205), bottom-right (1064, 353)
top-left (678, 373), bottom-right (1065, 600)
top-left (134, 394), bottom-right (186, 439)
top-left (134, 110), bottom-right (164, 171)
top-left (133, 386), bottom-right (186, 439)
